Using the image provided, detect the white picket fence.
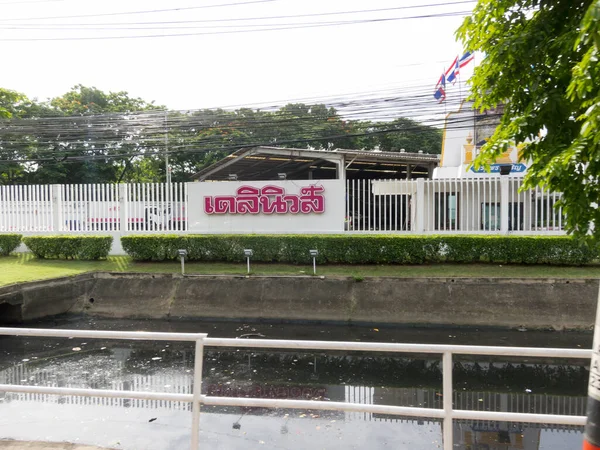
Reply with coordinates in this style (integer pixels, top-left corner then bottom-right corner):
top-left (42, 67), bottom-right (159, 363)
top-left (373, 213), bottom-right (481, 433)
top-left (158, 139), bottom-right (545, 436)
top-left (0, 179), bottom-right (565, 235)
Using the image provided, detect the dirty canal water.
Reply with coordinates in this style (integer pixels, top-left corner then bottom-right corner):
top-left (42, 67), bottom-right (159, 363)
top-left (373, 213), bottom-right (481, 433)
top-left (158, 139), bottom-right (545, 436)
top-left (0, 318), bottom-right (591, 449)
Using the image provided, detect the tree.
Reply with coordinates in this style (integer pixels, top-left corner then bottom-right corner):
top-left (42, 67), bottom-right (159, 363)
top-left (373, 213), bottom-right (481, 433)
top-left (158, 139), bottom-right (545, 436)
top-left (0, 89), bottom-right (443, 183)
top-left (0, 88), bottom-right (36, 183)
top-left (372, 118), bottom-right (442, 154)
top-left (24, 85), bottom-right (163, 184)
top-left (0, 88), bottom-right (29, 119)
top-left (457, 0), bottom-right (600, 240)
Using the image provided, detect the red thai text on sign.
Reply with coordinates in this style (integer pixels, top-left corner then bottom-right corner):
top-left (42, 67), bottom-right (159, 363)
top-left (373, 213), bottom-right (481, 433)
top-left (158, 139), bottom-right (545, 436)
top-left (204, 185), bottom-right (325, 215)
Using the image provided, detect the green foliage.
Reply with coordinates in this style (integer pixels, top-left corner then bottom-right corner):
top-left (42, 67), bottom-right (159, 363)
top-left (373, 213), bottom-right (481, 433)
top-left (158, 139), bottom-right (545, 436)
top-left (121, 234), bottom-right (186, 261)
top-left (0, 234), bottom-right (22, 256)
top-left (121, 235), bottom-right (597, 265)
top-left (0, 83), bottom-right (442, 185)
top-left (457, 0), bottom-right (600, 241)
top-left (23, 236), bottom-right (113, 260)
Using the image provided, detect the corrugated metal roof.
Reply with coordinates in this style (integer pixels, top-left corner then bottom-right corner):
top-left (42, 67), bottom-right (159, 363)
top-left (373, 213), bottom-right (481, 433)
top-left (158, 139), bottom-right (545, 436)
top-left (191, 146), bottom-right (439, 181)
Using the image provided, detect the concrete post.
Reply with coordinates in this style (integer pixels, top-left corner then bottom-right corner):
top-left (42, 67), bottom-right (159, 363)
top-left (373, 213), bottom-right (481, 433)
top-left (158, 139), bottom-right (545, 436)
top-left (500, 177), bottom-right (510, 234)
top-left (415, 178), bottom-right (425, 233)
top-left (51, 184), bottom-right (63, 232)
top-left (118, 184), bottom-right (128, 233)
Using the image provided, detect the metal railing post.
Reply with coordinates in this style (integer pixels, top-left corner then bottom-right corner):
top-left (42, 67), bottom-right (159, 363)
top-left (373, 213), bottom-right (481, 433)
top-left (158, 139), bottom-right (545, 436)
top-left (443, 352), bottom-right (453, 450)
top-left (583, 282), bottom-right (600, 449)
top-left (191, 335), bottom-right (207, 450)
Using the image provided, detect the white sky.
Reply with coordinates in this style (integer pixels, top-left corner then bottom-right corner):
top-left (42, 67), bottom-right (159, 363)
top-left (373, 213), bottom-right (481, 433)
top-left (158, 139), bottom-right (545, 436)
top-left (0, 0), bottom-right (475, 111)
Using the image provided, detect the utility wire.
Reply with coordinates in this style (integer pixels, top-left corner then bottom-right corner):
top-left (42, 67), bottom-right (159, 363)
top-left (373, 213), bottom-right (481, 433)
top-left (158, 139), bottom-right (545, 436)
top-left (0, 11), bottom-right (470, 40)
top-left (0, 0), bottom-right (283, 22)
top-left (1, 1), bottom-right (476, 27)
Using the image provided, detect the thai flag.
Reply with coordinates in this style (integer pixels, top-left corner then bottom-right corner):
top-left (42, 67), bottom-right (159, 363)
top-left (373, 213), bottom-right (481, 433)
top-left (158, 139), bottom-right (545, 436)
top-left (457, 51), bottom-right (474, 72)
top-left (433, 73), bottom-right (446, 103)
top-left (445, 56), bottom-right (459, 84)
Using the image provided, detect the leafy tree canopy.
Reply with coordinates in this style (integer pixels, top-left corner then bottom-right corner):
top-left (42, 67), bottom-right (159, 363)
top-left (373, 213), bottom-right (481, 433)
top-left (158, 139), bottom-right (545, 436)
top-left (458, 0), bottom-right (600, 240)
top-left (50, 84), bottom-right (161, 115)
top-left (0, 85), bottom-right (442, 184)
top-left (0, 88), bottom-right (30, 119)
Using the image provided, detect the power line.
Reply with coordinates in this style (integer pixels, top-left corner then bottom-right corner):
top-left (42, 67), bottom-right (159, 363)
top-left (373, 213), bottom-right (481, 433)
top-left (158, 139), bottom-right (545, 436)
top-left (0, 107), bottom-right (490, 163)
top-left (0, 0), bottom-right (65, 4)
top-left (1, 1), bottom-right (476, 27)
top-left (0, 11), bottom-right (470, 40)
top-left (0, 0), bottom-right (282, 22)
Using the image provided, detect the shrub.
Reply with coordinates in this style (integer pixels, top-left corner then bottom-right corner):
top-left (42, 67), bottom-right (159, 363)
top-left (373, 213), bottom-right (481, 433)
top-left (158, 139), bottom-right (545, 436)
top-left (23, 236), bottom-right (113, 260)
top-left (0, 234), bottom-right (22, 256)
top-left (120, 234), bottom-right (598, 265)
top-left (121, 235), bottom-right (185, 261)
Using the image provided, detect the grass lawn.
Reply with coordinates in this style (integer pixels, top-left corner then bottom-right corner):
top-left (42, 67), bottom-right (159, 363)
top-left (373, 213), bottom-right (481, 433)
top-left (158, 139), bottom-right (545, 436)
top-left (1, 253), bottom-right (600, 287)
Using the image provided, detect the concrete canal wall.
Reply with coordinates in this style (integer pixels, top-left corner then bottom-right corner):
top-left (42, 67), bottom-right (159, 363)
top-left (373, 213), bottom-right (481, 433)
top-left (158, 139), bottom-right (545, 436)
top-left (0, 273), bottom-right (597, 330)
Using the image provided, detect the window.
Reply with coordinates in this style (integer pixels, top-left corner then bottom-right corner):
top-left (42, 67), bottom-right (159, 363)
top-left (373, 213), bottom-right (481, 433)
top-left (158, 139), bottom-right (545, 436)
top-left (481, 202), bottom-right (500, 231)
top-left (435, 192), bottom-right (460, 230)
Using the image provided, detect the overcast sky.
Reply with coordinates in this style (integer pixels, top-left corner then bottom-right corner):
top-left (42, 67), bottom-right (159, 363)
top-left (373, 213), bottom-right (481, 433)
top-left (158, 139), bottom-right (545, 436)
top-left (0, 0), bottom-right (475, 111)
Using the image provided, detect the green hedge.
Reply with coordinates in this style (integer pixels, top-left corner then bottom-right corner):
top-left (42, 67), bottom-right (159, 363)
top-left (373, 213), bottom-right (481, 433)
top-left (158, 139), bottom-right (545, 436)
top-left (120, 235), bottom-right (598, 265)
top-left (0, 234), bottom-right (22, 256)
top-left (23, 236), bottom-right (113, 260)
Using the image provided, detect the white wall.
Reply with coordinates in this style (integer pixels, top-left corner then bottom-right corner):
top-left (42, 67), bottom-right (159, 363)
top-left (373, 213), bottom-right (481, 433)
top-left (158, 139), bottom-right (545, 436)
top-left (187, 179), bottom-right (345, 234)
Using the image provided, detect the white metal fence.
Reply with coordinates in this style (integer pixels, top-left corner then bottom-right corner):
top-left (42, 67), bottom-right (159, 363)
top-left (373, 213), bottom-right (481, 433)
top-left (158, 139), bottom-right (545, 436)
top-left (0, 184), bottom-right (53, 232)
top-left (345, 179), bottom-right (414, 232)
top-left (345, 177), bottom-right (566, 234)
top-left (0, 327), bottom-right (590, 450)
top-left (0, 183), bottom-right (187, 233)
top-left (0, 179), bottom-right (565, 235)
top-left (123, 182), bottom-right (187, 232)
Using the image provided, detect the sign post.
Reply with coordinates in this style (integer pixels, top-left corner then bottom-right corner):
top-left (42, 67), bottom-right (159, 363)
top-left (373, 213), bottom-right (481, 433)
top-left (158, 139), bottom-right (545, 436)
top-left (584, 283), bottom-right (600, 449)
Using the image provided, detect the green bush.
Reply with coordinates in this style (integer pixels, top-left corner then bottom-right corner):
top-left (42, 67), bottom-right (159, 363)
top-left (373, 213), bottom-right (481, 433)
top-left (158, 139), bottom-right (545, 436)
top-left (23, 236), bottom-right (113, 260)
top-left (0, 234), bottom-right (22, 256)
top-left (120, 234), bottom-right (598, 265)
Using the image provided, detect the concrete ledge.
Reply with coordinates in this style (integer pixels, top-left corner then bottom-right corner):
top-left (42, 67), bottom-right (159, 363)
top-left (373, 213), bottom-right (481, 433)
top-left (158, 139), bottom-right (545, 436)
top-left (0, 273), bottom-right (597, 330)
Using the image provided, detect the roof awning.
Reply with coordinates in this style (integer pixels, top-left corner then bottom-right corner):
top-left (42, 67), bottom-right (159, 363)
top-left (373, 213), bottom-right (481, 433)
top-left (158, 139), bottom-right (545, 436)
top-left (191, 146), bottom-right (439, 182)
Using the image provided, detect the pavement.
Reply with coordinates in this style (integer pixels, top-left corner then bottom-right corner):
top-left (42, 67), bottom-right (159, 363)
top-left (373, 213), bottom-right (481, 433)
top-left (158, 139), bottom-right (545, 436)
top-left (0, 442), bottom-right (114, 450)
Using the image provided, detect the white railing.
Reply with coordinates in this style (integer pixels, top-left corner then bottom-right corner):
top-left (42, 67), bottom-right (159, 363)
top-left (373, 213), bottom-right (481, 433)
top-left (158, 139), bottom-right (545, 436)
top-left (124, 182), bottom-right (187, 232)
top-left (60, 183), bottom-right (120, 231)
top-left (346, 177), bottom-right (566, 234)
top-left (0, 327), bottom-right (590, 450)
top-left (0, 183), bottom-right (188, 233)
top-left (0, 184), bottom-right (53, 232)
top-left (346, 179), bottom-right (415, 232)
top-left (0, 179), bottom-right (567, 235)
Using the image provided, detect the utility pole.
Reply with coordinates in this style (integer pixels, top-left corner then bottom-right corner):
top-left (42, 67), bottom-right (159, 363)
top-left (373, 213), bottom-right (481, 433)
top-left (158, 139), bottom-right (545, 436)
top-left (165, 110), bottom-right (171, 184)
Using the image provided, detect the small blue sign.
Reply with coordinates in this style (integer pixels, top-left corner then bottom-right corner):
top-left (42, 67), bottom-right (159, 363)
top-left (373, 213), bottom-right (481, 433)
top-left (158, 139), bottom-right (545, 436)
top-left (470, 163), bottom-right (527, 174)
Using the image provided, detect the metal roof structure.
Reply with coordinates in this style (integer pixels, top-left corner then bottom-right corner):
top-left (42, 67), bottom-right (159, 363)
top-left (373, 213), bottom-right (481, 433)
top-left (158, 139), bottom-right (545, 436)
top-left (191, 146), bottom-right (440, 181)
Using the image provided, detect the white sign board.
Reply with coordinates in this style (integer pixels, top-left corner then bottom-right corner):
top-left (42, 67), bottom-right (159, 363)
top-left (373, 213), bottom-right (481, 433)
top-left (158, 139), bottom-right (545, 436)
top-left (187, 179), bottom-right (345, 233)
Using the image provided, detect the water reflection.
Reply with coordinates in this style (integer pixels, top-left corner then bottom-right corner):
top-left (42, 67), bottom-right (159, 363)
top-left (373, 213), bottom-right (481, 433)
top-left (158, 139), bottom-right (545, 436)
top-left (0, 340), bottom-right (586, 449)
top-left (0, 318), bottom-right (591, 449)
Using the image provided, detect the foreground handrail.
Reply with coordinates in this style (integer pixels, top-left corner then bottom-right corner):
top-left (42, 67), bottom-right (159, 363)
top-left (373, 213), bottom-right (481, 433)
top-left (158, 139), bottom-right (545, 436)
top-left (0, 327), bottom-right (591, 450)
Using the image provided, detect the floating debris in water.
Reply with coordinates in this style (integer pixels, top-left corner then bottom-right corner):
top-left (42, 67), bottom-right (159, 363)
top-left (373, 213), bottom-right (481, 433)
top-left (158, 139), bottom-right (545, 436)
top-left (72, 347), bottom-right (81, 352)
